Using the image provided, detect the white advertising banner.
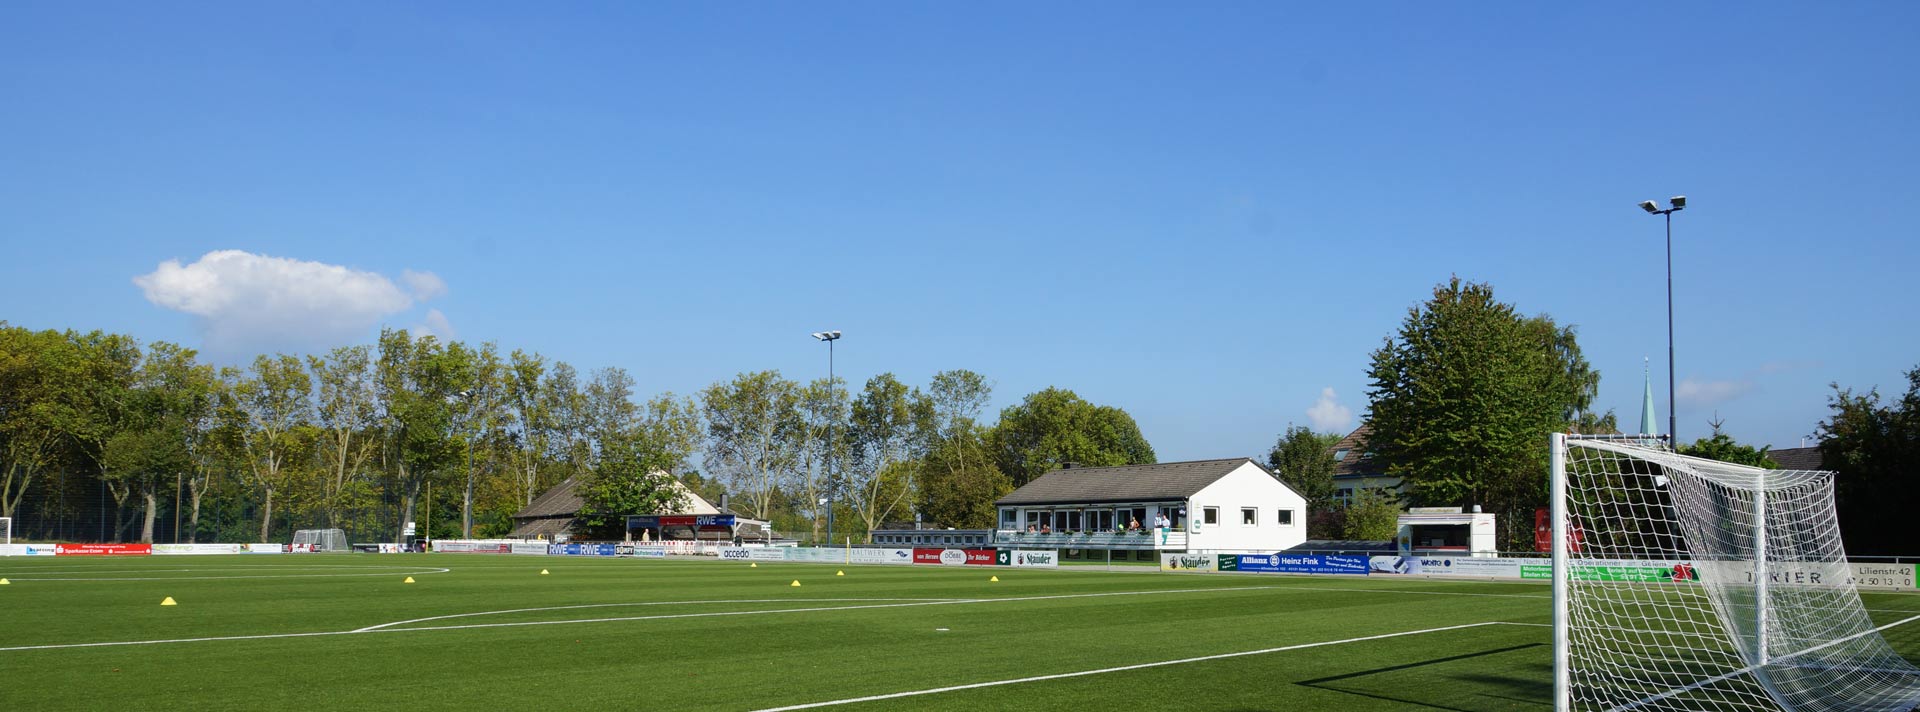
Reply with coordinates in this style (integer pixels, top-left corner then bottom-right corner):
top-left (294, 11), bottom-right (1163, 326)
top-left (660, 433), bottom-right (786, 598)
top-left (1005, 550), bottom-right (1059, 568)
top-left (153, 543), bottom-right (244, 555)
top-left (243, 543), bottom-right (287, 554)
top-left (718, 547), bottom-right (788, 561)
top-left (1369, 555), bottom-right (1530, 579)
top-left (1161, 553), bottom-right (1217, 572)
top-left (0, 544), bottom-right (61, 556)
top-left (1697, 561), bottom-right (1916, 591)
top-left (511, 541), bottom-right (550, 555)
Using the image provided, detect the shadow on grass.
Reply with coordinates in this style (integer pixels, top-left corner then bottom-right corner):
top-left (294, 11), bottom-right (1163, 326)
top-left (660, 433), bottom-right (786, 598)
top-left (1294, 643), bottom-right (1552, 711)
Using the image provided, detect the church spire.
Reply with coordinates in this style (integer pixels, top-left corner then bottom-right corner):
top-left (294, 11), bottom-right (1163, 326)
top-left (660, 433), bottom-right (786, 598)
top-left (1639, 357), bottom-right (1659, 437)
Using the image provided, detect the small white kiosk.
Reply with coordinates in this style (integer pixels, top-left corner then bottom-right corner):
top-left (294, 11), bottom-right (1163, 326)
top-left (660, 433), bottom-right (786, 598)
top-left (1396, 506), bottom-right (1498, 557)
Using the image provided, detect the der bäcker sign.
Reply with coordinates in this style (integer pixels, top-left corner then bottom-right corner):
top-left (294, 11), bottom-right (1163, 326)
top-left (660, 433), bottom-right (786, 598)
top-left (626, 514), bottom-right (738, 529)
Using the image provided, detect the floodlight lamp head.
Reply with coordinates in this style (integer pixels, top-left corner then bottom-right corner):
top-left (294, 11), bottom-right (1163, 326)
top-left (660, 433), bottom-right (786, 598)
top-left (1669, 195), bottom-right (1686, 209)
top-left (1639, 200), bottom-right (1660, 214)
top-left (812, 330), bottom-right (842, 342)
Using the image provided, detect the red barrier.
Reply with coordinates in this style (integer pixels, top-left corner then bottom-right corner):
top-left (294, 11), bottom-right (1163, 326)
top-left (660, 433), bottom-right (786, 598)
top-left (912, 548), bottom-right (996, 566)
top-left (54, 543), bottom-right (153, 556)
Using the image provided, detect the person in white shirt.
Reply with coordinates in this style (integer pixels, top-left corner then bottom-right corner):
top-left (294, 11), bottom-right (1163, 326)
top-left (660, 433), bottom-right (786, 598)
top-left (1154, 513), bottom-right (1170, 529)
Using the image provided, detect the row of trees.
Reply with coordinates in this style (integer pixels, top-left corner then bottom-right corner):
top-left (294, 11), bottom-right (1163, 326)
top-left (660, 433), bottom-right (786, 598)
top-left (1259, 277), bottom-right (1911, 554)
top-left (0, 322), bottom-right (1157, 544)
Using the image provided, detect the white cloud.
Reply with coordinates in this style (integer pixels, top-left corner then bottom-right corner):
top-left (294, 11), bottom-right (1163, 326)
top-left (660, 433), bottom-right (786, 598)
top-left (1677, 378), bottom-right (1756, 410)
top-left (134, 250), bottom-right (442, 354)
top-left (1306, 387), bottom-right (1354, 432)
top-left (415, 308), bottom-right (456, 340)
top-left (401, 269), bottom-right (447, 301)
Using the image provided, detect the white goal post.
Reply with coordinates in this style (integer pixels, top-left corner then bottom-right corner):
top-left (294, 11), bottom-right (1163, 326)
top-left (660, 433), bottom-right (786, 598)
top-left (291, 528), bottom-right (349, 553)
top-left (1, 517), bottom-right (9, 555)
top-left (1551, 432), bottom-right (1920, 712)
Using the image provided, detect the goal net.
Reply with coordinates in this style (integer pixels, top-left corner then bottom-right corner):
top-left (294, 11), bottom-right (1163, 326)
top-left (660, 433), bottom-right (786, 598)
top-left (1551, 433), bottom-right (1920, 712)
top-left (291, 528), bottom-right (349, 553)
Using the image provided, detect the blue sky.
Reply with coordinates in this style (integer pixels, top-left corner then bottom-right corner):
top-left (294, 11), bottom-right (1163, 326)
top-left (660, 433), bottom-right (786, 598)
top-left (4, 3), bottom-right (1916, 459)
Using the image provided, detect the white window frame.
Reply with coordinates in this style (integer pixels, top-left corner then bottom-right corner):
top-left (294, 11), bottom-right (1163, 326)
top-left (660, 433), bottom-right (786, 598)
top-left (1203, 506), bottom-right (1219, 526)
top-left (1277, 509), bottom-right (1295, 526)
top-left (1241, 507), bottom-right (1258, 526)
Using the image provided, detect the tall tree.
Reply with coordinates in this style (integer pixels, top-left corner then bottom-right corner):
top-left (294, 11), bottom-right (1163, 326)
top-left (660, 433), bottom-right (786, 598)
top-left (987, 387), bottom-right (1156, 487)
top-left (375, 329), bottom-right (464, 544)
top-left (103, 342), bottom-right (212, 543)
top-left (227, 354), bottom-right (313, 542)
top-left (914, 370), bottom-right (1009, 529)
top-left (308, 345), bottom-right (377, 529)
top-left (453, 342), bottom-right (506, 538)
top-left (846, 374), bottom-right (925, 540)
top-left (701, 371), bottom-right (799, 521)
top-left (1267, 425), bottom-right (1341, 534)
top-left (0, 326), bottom-right (93, 522)
top-left (69, 331), bottom-right (142, 540)
top-left (504, 349), bottom-right (553, 507)
top-left (1364, 277), bottom-right (1606, 550)
top-left (1818, 365), bottom-right (1920, 556)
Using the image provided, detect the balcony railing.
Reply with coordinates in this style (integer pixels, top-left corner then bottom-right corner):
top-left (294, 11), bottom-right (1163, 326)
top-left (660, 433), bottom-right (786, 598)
top-left (995, 529), bottom-right (1187, 550)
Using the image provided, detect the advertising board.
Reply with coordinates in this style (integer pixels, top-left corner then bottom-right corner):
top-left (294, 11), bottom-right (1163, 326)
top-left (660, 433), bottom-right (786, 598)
top-left (54, 543), bottom-right (153, 556)
top-left (627, 547), bottom-right (669, 559)
top-left (1161, 553), bottom-right (1217, 572)
top-left (0, 544), bottom-right (60, 556)
top-left (718, 547), bottom-right (788, 561)
top-left (243, 543), bottom-right (287, 554)
top-left (999, 550), bottom-right (1059, 568)
top-left (1220, 553), bottom-right (1368, 575)
top-left (153, 543), bottom-right (244, 555)
top-left (547, 543), bottom-right (621, 557)
top-left (511, 541), bottom-right (550, 555)
top-left (1695, 561), bottom-right (1915, 590)
top-left (912, 548), bottom-right (995, 566)
top-left (434, 540), bottom-right (513, 554)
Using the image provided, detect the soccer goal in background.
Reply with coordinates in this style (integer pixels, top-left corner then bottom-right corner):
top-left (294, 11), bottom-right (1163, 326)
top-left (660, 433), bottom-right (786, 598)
top-left (1, 517), bottom-right (10, 555)
top-left (291, 528), bottom-right (349, 553)
top-left (1550, 433), bottom-right (1920, 712)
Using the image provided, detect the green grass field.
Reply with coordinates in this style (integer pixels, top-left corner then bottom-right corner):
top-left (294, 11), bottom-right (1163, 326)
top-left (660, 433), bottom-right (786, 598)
top-left (3, 554), bottom-right (1919, 711)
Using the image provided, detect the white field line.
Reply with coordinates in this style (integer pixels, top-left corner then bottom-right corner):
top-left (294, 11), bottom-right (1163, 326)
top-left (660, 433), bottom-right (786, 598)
top-left (349, 598), bottom-right (967, 632)
top-left (749, 621), bottom-right (1547, 711)
top-left (0, 586), bottom-right (1278, 653)
top-left (1605, 612), bottom-right (1920, 712)
top-left (4, 567), bottom-right (451, 581)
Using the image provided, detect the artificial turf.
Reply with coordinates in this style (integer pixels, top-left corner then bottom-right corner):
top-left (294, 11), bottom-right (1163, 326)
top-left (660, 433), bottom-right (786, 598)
top-left (1, 554), bottom-right (1916, 711)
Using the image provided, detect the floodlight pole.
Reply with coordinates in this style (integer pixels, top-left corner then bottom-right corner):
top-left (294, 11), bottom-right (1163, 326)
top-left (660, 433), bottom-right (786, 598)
top-left (812, 330), bottom-right (842, 547)
top-left (1640, 197), bottom-right (1685, 445)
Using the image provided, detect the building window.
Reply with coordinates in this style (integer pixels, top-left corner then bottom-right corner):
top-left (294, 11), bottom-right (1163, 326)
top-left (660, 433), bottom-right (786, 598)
top-left (1277, 509), bottom-right (1295, 526)
top-left (1241, 507), bottom-right (1257, 526)
top-left (1203, 507), bottom-right (1219, 525)
top-left (1334, 449), bottom-right (1350, 461)
top-left (1000, 509), bottom-right (1017, 529)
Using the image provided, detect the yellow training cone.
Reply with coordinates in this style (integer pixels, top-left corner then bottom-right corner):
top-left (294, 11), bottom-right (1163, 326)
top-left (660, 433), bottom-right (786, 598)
top-left (836, 570), bottom-right (845, 576)
top-left (160, 597), bottom-right (177, 606)
top-left (749, 562), bottom-right (757, 568)
top-left (989, 576), bottom-right (999, 582)
top-left (539, 569), bottom-right (549, 575)
top-left (0, 578), bottom-right (10, 585)
top-left (403, 576), bottom-right (416, 584)
top-left (790, 580), bottom-right (802, 587)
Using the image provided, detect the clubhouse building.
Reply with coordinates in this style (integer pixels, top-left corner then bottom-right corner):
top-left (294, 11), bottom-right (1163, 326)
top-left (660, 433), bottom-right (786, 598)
top-left (991, 458), bottom-right (1307, 554)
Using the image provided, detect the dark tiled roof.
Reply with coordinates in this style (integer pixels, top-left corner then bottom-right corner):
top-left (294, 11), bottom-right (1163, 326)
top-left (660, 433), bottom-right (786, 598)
top-left (509, 517), bottom-right (575, 538)
top-left (1768, 446), bottom-right (1826, 471)
top-left (513, 477), bottom-right (585, 520)
top-left (995, 458), bottom-right (1267, 506)
top-left (1329, 425), bottom-right (1386, 478)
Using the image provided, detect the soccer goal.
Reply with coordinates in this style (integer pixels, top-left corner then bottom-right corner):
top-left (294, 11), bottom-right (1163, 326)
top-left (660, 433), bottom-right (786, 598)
top-left (291, 528), bottom-right (349, 553)
top-left (1, 517), bottom-right (10, 556)
top-left (1550, 433), bottom-right (1920, 712)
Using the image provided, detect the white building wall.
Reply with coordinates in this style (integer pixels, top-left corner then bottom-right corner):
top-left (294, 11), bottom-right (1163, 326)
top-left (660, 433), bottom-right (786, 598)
top-left (1186, 461), bottom-right (1307, 552)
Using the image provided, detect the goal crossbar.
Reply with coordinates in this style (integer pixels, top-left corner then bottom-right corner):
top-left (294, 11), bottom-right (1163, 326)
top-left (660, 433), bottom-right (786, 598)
top-left (1552, 433), bottom-right (1920, 712)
